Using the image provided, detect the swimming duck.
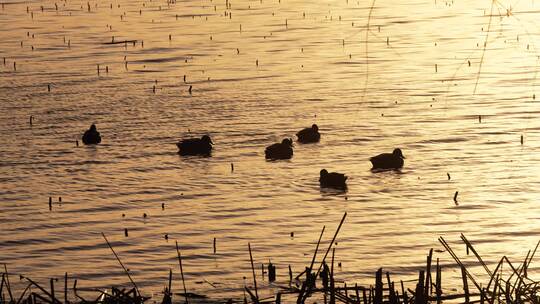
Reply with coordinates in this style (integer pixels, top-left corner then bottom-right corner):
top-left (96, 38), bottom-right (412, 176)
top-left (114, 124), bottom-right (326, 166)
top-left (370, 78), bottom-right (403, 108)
top-left (370, 148), bottom-right (405, 170)
top-left (265, 138), bottom-right (293, 160)
top-left (82, 124), bottom-right (101, 145)
top-left (296, 124), bottom-right (320, 143)
top-left (177, 135), bottom-right (213, 156)
top-left (319, 169), bottom-right (347, 189)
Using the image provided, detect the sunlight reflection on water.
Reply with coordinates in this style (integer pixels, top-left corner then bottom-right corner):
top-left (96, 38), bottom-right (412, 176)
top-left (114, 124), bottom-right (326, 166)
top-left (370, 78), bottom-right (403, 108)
top-left (1, 0), bottom-right (540, 299)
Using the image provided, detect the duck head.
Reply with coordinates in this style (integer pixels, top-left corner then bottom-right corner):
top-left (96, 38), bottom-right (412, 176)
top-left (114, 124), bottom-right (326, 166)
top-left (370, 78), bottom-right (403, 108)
top-left (90, 124), bottom-right (97, 131)
top-left (320, 169), bottom-right (328, 177)
top-left (281, 138), bottom-right (293, 146)
top-left (393, 148), bottom-right (405, 159)
top-left (201, 135), bottom-right (214, 145)
top-left (312, 124), bottom-right (319, 132)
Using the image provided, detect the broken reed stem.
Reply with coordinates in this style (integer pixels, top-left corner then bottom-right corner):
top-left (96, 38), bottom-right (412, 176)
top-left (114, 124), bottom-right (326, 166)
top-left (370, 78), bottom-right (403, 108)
top-left (315, 212), bottom-right (347, 277)
top-left (175, 241), bottom-right (189, 304)
top-left (24, 277), bottom-right (62, 304)
top-left (3, 264), bottom-right (13, 303)
top-left (461, 234), bottom-right (491, 276)
top-left (50, 278), bottom-right (56, 304)
top-left (168, 269), bottom-right (172, 297)
top-left (441, 235), bottom-right (540, 303)
top-left (15, 282), bottom-right (31, 304)
top-left (355, 283), bottom-right (360, 304)
top-left (425, 248), bottom-right (433, 299)
top-left (510, 252), bottom-right (529, 295)
top-left (385, 272), bottom-right (395, 304)
top-left (101, 232), bottom-right (139, 295)
top-left (64, 272), bottom-right (68, 304)
top-left (490, 274), bottom-right (499, 303)
top-left (374, 268), bottom-right (382, 304)
top-left (439, 237), bottom-right (482, 292)
top-left (522, 250), bottom-right (531, 279)
top-left (506, 256), bottom-right (528, 298)
top-left (485, 257), bottom-right (503, 297)
top-left (72, 279), bottom-right (88, 303)
top-left (0, 273), bottom-right (4, 301)
top-left (436, 258), bottom-right (442, 304)
top-left (248, 243), bottom-right (259, 301)
top-left (416, 270), bottom-right (425, 304)
top-left (461, 266), bottom-right (470, 303)
top-left (308, 226), bottom-right (326, 272)
top-left (363, 287), bottom-right (368, 304)
top-left (329, 248), bottom-right (335, 304)
top-left (298, 225), bottom-right (326, 303)
top-left (288, 265), bottom-right (292, 284)
top-left (463, 236), bottom-right (523, 301)
top-left (525, 240), bottom-right (540, 272)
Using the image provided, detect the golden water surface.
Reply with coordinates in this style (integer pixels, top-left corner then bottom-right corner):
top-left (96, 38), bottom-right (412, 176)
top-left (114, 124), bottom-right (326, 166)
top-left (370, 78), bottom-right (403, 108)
top-left (1, 0), bottom-right (540, 300)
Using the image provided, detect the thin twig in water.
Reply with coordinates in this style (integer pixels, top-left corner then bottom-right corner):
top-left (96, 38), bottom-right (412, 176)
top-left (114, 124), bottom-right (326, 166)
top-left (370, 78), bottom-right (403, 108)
top-left (315, 212), bottom-right (347, 277)
top-left (175, 241), bottom-right (189, 304)
top-left (101, 232), bottom-right (139, 295)
top-left (248, 243), bottom-right (259, 301)
top-left (473, 0), bottom-right (496, 95)
top-left (3, 264), bottom-right (13, 303)
top-left (362, 0), bottom-right (376, 101)
top-left (299, 225), bottom-right (326, 303)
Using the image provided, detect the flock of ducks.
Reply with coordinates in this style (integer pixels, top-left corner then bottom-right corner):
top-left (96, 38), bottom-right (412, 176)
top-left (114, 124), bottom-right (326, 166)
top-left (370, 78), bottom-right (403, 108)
top-left (82, 124), bottom-right (405, 190)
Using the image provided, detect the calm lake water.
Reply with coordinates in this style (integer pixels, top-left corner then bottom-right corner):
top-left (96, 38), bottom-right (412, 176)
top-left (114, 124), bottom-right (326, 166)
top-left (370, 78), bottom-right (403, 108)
top-left (2, 0), bottom-right (540, 300)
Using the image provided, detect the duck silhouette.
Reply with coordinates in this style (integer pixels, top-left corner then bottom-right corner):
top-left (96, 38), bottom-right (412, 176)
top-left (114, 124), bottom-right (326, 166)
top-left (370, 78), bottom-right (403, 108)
top-left (265, 138), bottom-right (293, 160)
top-left (296, 124), bottom-right (320, 143)
top-left (319, 169), bottom-right (347, 189)
top-left (177, 135), bottom-right (213, 156)
top-left (82, 124), bottom-right (101, 145)
top-left (370, 148), bottom-right (405, 170)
